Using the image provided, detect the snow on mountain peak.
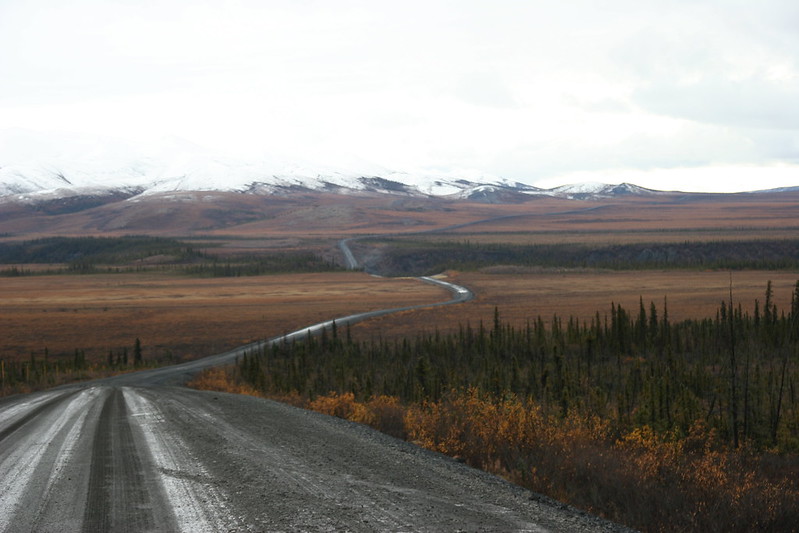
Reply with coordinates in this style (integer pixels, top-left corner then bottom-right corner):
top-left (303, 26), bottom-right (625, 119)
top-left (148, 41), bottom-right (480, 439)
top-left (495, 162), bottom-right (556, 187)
top-left (0, 129), bottom-right (691, 202)
top-left (551, 182), bottom-right (607, 194)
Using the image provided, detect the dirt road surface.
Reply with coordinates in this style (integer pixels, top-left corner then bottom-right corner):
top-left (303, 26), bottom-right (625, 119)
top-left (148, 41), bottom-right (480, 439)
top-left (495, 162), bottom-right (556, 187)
top-left (0, 376), bottom-right (633, 532)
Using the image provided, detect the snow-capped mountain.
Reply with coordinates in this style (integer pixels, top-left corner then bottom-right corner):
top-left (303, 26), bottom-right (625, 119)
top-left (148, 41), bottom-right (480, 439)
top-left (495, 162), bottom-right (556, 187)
top-left (0, 129), bottom-right (386, 200)
top-left (0, 129), bottom-right (689, 203)
top-left (547, 182), bottom-right (659, 199)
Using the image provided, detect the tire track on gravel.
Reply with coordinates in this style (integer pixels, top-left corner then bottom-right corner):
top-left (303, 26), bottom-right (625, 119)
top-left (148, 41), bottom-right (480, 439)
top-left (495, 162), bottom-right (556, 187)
top-left (0, 389), bottom-right (90, 532)
top-left (82, 388), bottom-right (174, 533)
top-left (0, 390), bottom-right (76, 443)
top-left (122, 388), bottom-right (241, 532)
top-left (150, 389), bottom-right (415, 531)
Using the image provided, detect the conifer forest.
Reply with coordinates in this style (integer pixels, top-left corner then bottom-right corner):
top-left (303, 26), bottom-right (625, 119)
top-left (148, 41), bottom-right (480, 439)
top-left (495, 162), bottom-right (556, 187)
top-left (218, 280), bottom-right (799, 532)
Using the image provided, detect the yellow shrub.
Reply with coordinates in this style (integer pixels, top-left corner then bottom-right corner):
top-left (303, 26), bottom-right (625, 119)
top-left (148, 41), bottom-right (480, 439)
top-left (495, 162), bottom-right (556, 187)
top-left (187, 367), bottom-right (262, 397)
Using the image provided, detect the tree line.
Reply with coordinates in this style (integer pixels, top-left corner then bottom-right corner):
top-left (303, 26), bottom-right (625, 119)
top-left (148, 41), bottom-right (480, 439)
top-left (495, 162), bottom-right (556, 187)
top-left (235, 281), bottom-right (799, 453)
top-left (0, 338), bottom-right (154, 395)
top-left (183, 253), bottom-right (344, 277)
top-left (0, 236), bottom-right (342, 277)
top-left (361, 238), bottom-right (799, 275)
top-left (0, 236), bottom-right (197, 264)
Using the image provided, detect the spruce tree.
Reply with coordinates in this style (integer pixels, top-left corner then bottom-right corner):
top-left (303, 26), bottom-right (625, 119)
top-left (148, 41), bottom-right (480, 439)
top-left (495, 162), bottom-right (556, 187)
top-left (134, 338), bottom-right (143, 366)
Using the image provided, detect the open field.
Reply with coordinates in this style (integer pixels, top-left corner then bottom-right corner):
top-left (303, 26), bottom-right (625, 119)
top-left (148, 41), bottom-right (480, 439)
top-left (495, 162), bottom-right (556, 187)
top-left (5, 266), bottom-right (797, 368)
top-left (351, 269), bottom-right (799, 340)
top-left (0, 271), bottom-right (449, 363)
top-left (5, 268), bottom-right (796, 363)
top-left (401, 227), bottom-right (799, 246)
top-left (3, 189), bottom-right (799, 364)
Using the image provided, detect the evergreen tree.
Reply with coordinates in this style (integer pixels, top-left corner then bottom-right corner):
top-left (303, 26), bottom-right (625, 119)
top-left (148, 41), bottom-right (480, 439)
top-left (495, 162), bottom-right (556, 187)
top-left (134, 338), bottom-right (143, 366)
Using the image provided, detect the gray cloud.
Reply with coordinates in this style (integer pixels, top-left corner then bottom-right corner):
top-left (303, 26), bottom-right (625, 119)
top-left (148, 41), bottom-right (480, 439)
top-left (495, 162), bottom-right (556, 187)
top-left (634, 78), bottom-right (799, 131)
top-left (2, 0), bottom-right (798, 191)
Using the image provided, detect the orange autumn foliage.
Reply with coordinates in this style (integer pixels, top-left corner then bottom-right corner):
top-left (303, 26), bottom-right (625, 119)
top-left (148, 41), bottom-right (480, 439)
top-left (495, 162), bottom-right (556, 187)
top-left (189, 370), bottom-right (799, 532)
top-left (186, 367), bottom-right (263, 397)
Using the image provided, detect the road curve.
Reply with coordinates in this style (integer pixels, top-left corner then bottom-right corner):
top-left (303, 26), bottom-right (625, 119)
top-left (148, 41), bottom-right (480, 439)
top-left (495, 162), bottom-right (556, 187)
top-left (0, 242), bottom-right (630, 532)
top-left (95, 274), bottom-right (472, 388)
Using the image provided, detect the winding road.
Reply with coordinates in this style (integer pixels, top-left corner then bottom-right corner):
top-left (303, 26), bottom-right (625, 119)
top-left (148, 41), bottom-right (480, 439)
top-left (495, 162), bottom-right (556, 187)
top-left (0, 239), bottom-right (630, 532)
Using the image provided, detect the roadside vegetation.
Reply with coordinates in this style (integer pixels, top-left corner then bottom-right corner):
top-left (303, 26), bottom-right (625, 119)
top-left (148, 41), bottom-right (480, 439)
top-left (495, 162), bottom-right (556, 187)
top-left (191, 281), bottom-right (799, 532)
top-left (0, 338), bottom-right (167, 396)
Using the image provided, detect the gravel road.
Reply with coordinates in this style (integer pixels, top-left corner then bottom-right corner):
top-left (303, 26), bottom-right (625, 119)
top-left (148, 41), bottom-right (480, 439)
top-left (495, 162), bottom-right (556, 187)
top-left (0, 382), bottom-right (632, 532)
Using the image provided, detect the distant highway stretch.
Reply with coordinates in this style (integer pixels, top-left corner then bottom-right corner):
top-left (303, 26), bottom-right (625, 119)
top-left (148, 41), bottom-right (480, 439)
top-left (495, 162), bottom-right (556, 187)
top-left (0, 241), bottom-right (629, 532)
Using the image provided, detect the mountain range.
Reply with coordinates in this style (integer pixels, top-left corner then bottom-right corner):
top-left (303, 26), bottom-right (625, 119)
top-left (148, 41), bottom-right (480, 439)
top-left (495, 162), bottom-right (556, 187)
top-left (2, 129), bottom-right (797, 237)
top-left (0, 129), bottom-right (694, 204)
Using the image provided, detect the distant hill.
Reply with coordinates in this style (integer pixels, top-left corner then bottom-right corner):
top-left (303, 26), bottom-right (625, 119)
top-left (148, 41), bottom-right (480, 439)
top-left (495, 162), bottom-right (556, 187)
top-left (2, 129), bottom-right (797, 237)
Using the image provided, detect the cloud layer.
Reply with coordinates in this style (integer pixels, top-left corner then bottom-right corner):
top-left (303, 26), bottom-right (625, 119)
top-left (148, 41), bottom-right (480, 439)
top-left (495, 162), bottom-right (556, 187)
top-left (1, 0), bottom-right (797, 192)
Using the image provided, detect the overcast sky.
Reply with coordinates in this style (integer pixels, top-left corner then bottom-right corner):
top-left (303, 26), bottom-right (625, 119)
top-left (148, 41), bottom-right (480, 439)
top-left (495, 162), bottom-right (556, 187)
top-left (1, 0), bottom-right (798, 192)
